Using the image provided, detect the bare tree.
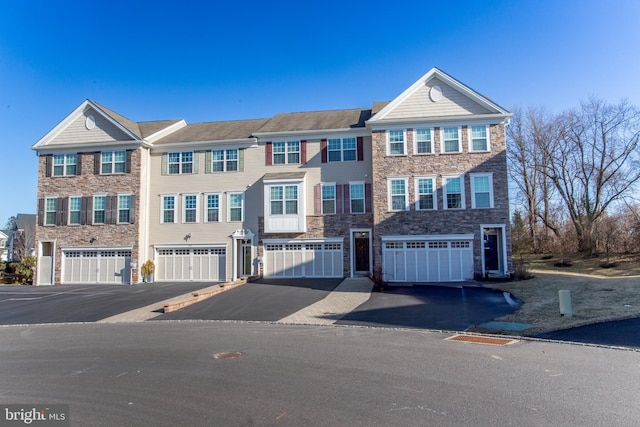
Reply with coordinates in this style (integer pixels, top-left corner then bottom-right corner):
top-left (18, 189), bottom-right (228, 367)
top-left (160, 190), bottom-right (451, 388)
top-left (541, 97), bottom-right (640, 255)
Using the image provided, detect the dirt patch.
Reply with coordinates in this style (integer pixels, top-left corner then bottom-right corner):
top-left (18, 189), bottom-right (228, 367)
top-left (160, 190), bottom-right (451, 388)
top-left (477, 271), bottom-right (640, 336)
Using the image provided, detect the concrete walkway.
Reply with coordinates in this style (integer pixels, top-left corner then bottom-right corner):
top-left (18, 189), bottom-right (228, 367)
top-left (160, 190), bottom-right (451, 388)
top-left (277, 277), bottom-right (374, 325)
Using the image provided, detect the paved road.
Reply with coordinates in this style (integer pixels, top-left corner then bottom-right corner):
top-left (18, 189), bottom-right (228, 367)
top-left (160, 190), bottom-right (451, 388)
top-left (535, 317), bottom-right (640, 348)
top-left (0, 282), bottom-right (216, 324)
top-left (1, 322), bottom-right (637, 426)
top-left (157, 278), bottom-right (343, 321)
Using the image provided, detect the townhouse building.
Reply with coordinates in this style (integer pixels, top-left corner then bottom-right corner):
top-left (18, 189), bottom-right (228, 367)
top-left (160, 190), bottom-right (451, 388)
top-left (32, 68), bottom-right (512, 285)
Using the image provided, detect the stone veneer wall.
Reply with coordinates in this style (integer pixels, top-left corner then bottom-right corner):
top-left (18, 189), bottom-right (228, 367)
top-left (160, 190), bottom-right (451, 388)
top-left (258, 213), bottom-right (374, 277)
top-left (35, 149), bottom-right (142, 284)
top-left (370, 124), bottom-right (512, 276)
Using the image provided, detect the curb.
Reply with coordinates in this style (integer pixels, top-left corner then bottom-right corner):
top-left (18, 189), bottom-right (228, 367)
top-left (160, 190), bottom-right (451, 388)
top-left (162, 278), bottom-right (248, 313)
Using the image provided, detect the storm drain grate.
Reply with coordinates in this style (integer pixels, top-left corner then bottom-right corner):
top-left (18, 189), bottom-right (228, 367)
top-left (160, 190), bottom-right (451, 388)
top-left (446, 334), bottom-right (518, 346)
top-left (211, 351), bottom-right (244, 360)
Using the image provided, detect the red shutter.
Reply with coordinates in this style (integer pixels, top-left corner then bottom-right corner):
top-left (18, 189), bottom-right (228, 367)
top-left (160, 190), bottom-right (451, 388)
top-left (365, 183), bottom-right (373, 213)
top-left (335, 184), bottom-right (344, 214)
top-left (300, 140), bottom-right (307, 164)
top-left (265, 142), bottom-right (272, 166)
top-left (343, 185), bottom-right (350, 214)
top-left (321, 139), bottom-right (328, 163)
top-left (357, 137), bottom-right (364, 161)
top-left (314, 184), bottom-right (322, 215)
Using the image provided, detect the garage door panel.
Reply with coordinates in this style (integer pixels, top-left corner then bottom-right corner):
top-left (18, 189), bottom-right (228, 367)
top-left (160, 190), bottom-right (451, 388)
top-left (62, 250), bottom-right (130, 284)
top-left (156, 247), bottom-right (226, 282)
top-left (264, 241), bottom-right (343, 278)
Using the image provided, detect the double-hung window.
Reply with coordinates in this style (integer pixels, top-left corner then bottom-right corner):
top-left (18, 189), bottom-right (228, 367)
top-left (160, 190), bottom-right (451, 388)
top-left (183, 194), bottom-right (198, 223)
top-left (415, 177), bottom-right (436, 210)
top-left (272, 141), bottom-right (300, 165)
top-left (211, 149), bottom-right (238, 172)
top-left (443, 175), bottom-right (465, 209)
top-left (93, 196), bottom-right (106, 224)
top-left (101, 151), bottom-right (126, 174)
top-left (53, 154), bottom-right (77, 176)
top-left (161, 195), bottom-right (176, 224)
top-left (45, 197), bottom-right (57, 225)
top-left (415, 129), bottom-right (433, 154)
top-left (321, 184), bottom-right (336, 214)
top-left (442, 127), bottom-right (461, 153)
top-left (270, 185), bottom-right (298, 215)
top-left (205, 194), bottom-right (220, 222)
top-left (388, 130), bottom-right (406, 155)
top-left (388, 178), bottom-right (408, 211)
top-left (228, 193), bottom-right (244, 222)
top-left (118, 195), bottom-right (131, 223)
top-left (471, 173), bottom-right (494, 208)
top-left (470, 125), bottom-right (490, 151)
top-left (168, 152), bottom-right (193, 174)
top-left (68, 196), bottom-right (82, 225)
top-left (350, 183), bottom-right (365, 214)
top-left (328, 138), bottom-right (357, 162)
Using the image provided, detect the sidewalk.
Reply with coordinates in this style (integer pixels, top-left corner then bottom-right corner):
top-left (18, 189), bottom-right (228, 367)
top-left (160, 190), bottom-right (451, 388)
top-left (277, 277), bottom-right (374, 325)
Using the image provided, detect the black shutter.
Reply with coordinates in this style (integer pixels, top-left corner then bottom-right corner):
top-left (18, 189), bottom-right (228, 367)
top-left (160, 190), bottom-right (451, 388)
top-left (126, 150), bottom-right (133, 173)
top-left (80, 196), bottom-right (89, 225)
top-left (37, 198), bottom-right (44, 226)
top-left (45, 155), bottom-right (52, 177)
top-left (94, 152), bottom-right (101, 175)
top-left (76, 153), bottom-right (82, 175)
top-left (129, 195), bottom-right (136, 224)
top-left (105, 196), bottom-right (113, 224)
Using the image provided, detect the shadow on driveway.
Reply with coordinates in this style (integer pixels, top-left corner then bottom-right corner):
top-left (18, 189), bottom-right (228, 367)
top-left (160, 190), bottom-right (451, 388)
top-left (335, 284), bottom-right (522, 331)
top-left (534, 317), bottom-right (640, 348)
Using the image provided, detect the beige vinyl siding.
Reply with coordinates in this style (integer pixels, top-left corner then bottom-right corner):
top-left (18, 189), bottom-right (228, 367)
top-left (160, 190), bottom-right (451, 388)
top-left (384, 78), bottom-right (493, 120)
top-left (50, 108), bottom-right (136, 145)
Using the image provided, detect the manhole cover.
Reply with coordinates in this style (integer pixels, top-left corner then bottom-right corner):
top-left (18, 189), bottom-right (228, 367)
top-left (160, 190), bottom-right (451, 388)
top-left (446, 335), bottom-right (518, 346)
top-left (211, 351), bottom-right (244, 360)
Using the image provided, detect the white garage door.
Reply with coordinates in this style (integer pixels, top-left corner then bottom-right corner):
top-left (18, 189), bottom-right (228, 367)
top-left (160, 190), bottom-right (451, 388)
top-left (63, 249), bottom-right (131, 284)
top-left (156, 247), bottom-right (226, 282)
top-left (383, 239), bottom-right (473, 282)
top-left (263, 241), bottom-right (343, 278)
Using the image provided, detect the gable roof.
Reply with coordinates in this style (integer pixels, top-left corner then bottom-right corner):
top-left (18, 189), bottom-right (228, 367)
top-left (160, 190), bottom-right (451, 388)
top-left (155, 118), bottom-right (269, 145)
top-left (255, 108), bottom-right (372, 135)
top-left (14, 214), bottom-right (36, 231)
top-left (369, 67), bottom-right (510, 123)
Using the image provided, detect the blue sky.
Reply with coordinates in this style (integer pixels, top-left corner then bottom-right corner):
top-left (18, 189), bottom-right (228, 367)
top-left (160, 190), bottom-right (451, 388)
top-left (1, 0), bottom-right (639, 225)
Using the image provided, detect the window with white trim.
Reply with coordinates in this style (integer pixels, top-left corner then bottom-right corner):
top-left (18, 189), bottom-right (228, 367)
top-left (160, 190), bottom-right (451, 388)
top-left (388, 130), bottom-right (406, 155)
top-left (101, 151), bottom-right (126, 174)
top-left (183, 194), bottom-right (198, 223)
top-left (168, 152), bottom-right (193, 174)
top-left (443, 175), bottom-right (465, 209)
top-left (415, 128), bottom-right (433, 154)
top-left (53, 154), bottom-right (77, 176)
top-left (471, 173), bottom-right (494, 208)
top-left (321, 184), bottom-right (336, 214)
top-left (93, 195), bottom-right (106, 224)
top-left (415, 177), bottom-right (436, 210)
top-left (328, 137), bottom-right (356, 162)
top-left (228, 192), bottom-right (244, 222)
top-left (270, 185), bottom-right (298, 215)
top-left (161, 195), bottom-right (176, 224)
top-left (442, 127), bottom-right (461, 153)
top-left (118, 195), bottom-right (131, 223)
top-left (211, 149), bottom-right (238, 172)
top-left (470, 125), bottom-right (490, 151)
top-left (350, 182), bottom-right (365, 214)
top-left (205, 193), bottom-right (220, 222)
top-left (69, 196), bottom-right (81, 225)
top-left (388, 178), bottom-right (408, 211)
top-left (272, 141), bottom-right (300, 165)
top-left (45, 197), bottom-right (57, 225)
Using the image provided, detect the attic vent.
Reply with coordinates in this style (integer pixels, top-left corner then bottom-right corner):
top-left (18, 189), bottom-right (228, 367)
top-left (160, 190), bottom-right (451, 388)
top-left (429, 85), bottom-right (443, 102)
top-left (85, 115), bottom-right (96, 130)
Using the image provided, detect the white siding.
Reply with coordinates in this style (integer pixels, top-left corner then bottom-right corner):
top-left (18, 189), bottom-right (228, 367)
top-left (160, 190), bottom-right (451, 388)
top-left (51, 108), bottom-right (135, 145)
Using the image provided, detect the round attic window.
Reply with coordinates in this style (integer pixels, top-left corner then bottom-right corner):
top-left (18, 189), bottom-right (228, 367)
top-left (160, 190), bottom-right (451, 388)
top-left (85, 115), bottom-right (96, 130)
top-left (429, 85), bottom-right (443, 102)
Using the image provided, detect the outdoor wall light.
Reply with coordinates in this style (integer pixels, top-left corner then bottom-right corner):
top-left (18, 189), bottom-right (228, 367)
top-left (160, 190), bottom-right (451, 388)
top-left (89, 237), bottom-right (97, 244)
top-left (184, 233), bottom-right (191, 241)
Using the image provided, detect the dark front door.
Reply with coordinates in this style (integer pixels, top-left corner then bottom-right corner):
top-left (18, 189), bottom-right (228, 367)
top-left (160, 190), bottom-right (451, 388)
top-left (484, 232), bottom-right (499, 271)
top-left (354, 234), bottom-right (370, 272)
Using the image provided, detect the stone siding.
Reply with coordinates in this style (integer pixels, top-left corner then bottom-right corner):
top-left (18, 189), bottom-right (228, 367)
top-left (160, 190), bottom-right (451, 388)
top-left (35, 149), bottom-right (142, 284)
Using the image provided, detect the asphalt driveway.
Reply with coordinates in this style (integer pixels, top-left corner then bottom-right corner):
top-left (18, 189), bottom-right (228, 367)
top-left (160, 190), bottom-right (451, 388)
top-left (337, 284), bottom-right (522, 330)
top-left (156, 278), bottom-right (344, 321)
top-left (0, 282), bottom-right (216, 324)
